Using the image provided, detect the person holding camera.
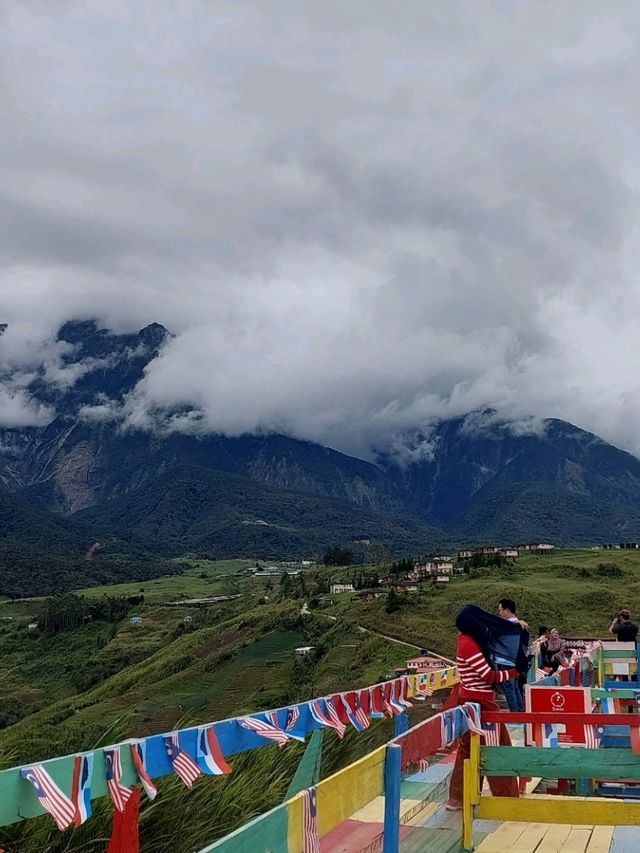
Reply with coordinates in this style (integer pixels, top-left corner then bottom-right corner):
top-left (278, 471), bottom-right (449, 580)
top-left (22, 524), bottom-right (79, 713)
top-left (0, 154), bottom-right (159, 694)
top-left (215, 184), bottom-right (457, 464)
top-left (609, 609), bottom-right (639, 642)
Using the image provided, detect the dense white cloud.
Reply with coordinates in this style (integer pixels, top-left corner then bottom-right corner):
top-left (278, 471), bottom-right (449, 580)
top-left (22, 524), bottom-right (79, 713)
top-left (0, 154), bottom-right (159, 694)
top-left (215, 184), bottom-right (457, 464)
top-left (2, 1), bottom-right (640, 457)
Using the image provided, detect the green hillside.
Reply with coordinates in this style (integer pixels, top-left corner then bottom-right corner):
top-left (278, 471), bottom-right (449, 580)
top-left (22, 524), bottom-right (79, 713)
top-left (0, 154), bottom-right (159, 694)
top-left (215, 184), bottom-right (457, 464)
top-left (1, 548), bottom-right (637, 852)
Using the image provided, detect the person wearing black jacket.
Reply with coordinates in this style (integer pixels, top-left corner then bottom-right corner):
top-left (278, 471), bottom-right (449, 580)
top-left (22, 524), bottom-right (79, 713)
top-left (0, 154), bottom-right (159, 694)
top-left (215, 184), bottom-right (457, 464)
top-left (609, 609), bottom-right (639, 643)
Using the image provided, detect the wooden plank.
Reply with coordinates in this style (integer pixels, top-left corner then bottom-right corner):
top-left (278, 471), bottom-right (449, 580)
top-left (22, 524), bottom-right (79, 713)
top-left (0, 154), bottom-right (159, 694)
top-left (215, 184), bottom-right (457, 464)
top-left (510, 822), bottom-right (550, 852)
top-left (474, 821), bottom-right (529, 852)
top-left (476, 795), bottom-right (640, 826)
top-left (586, 826), bottom-right (614, 852)
top-left (559, 828), bottom-right (592, 852)
top-left (536, 825), bottom-right (573, 853)
top-left (481, 747), bottom-right (640, 781)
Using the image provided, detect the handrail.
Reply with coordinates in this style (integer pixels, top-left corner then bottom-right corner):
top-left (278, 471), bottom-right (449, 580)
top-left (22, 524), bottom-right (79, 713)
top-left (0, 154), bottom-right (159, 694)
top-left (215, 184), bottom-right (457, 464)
top-left (483, 711), bottom-right (640, 726)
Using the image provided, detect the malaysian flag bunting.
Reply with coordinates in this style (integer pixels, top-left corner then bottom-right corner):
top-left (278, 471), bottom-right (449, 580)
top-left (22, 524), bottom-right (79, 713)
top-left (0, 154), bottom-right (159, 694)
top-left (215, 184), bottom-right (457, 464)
top-left (369, 686), bottom-right (385, 719)
top-left (481, 722), bottom-right (500, 747)
top-left (164, 734), bottom-right (202, 788)
top-left (131, 739), bottom-right (158, 800)
top-left (197, 725), bottom-right (233, 775)
top-left (239, 715), bottom-right (291, 748)
top-left (286, 706), bottom-right (300, 731)
top-left (441, 709), bottom-right (455, 747)
top-left (267, 710), bottom-right (281, 728)
top-left (71, 753), bottom-right (93, 826)
top-left (21, 765), bottom-right (76, 831)
top-left (381, 681), bottom-right (398, 716)
top-left (302, 786), bottom-right (320, 853)
top-left (357, 688), bottom-right (371, 719)
top-left (331, 694), bottom-right (351, 727)
top-left (308, 699), bottom-right (346, 739)
top-left (341, 692), bottom-right (370, 732)
top-left (104, 747), bottom-right (132, 812)
top-left (398, 677), bottom-right (413, 710)
top-left (585, 725), bottom-right (601, 750)
top-left (389, 680), bottom-right (406, 714)
top-left (459, 703), bottom-right (483, 736)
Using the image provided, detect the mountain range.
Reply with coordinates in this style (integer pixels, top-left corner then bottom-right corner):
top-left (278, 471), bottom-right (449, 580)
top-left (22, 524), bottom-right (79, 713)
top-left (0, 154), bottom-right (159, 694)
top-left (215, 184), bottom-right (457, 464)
top-left (2, 319), bottom-right (640, 594)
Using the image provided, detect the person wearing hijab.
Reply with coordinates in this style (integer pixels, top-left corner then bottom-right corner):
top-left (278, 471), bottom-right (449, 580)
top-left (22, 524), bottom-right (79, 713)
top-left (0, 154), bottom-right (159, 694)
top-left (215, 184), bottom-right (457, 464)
top-left (540, 628), bottom-right (569, 672)
top-left (446, 605), bottom-right (521, 809)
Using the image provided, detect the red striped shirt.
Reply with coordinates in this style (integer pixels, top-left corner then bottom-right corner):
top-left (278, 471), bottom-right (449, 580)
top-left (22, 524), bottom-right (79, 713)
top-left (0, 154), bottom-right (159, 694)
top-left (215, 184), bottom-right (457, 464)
top-left (457, 634), bottom-right (516, 700)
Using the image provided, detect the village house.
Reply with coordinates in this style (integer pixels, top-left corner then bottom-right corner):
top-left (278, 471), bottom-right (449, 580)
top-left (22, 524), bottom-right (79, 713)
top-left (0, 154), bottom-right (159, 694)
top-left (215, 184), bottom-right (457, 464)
top-left (356, 589), bottom-right (385, 602)
top-left (406, 655), bottom-right (444, 672)
top-left (435, 575), bottom-right (450, 587)
top-left (330, 582), bottom-right (354, 594)
top-left (382, 578), bottom-right (418, 593)
top-left (520, 543), bottom-right (554, 555)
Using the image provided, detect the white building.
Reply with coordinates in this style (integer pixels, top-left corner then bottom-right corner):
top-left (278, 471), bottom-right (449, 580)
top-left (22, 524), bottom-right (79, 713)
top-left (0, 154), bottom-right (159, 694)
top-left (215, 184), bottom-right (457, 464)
top-left (330, 582), bottom-right (355, 594)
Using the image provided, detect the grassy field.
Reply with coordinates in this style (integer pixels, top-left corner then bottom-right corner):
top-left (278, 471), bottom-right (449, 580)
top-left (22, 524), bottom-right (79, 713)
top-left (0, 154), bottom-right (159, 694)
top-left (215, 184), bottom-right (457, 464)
top-left (74, 558), bottom-right (257, 601)
top-left (2, 546), bottom-right (638, 852)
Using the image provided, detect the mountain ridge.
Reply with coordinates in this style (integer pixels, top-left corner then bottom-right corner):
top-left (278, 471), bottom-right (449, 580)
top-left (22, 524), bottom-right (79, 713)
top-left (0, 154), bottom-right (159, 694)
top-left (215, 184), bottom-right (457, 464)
top-left (2, 319), bottom-right (640, 592)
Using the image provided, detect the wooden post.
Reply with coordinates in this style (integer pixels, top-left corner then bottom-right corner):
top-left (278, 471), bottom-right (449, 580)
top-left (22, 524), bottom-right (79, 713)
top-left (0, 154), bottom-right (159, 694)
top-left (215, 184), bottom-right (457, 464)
top-left (462, 733), bottom-right (480, 851)
top-left (394, 713), bottom-right (409, 738)
top-left (383, 743), bottom-right (402, 853)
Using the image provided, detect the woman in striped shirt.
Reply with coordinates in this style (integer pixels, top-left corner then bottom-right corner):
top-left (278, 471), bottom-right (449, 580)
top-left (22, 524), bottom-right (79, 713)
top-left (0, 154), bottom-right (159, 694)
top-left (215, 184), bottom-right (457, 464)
top-left (447, 606), bottom-right (520, 809)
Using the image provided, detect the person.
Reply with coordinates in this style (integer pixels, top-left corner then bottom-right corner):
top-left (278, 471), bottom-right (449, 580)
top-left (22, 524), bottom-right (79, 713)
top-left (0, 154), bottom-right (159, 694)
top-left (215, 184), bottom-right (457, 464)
top-left (495, 598), bottom-right (528, 711)
top-left (540, 628), bottom-right (569, 672)
top-left (445, 605), bottom-right (520, 810)
top-left (609, 609), bottom-right (639, 643)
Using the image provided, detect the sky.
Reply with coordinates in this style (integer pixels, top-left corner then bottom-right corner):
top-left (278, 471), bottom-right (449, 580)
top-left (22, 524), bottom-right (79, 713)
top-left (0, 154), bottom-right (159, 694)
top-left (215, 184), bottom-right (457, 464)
top-left (2, 1), bottom-right (640, 460)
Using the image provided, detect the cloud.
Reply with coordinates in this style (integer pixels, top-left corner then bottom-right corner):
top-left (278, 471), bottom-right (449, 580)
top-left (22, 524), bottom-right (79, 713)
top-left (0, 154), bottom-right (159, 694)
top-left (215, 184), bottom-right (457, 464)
top-left (2, 2), bottom-right (640, 457)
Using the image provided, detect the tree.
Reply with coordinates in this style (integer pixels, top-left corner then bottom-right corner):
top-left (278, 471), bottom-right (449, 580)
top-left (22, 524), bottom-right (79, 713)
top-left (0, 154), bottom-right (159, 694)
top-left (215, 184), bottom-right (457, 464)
top-left (385, 588), bottom-right (400, 614)
top-left (323, 546), bottom-right (354, 566)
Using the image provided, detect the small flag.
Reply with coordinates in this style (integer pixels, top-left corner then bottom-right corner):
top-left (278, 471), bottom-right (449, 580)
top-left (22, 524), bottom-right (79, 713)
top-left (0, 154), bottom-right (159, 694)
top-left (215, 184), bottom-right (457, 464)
top-left (71, 753), bottom-right (93, 826)
top-left (382, 681), bottom-right (399, 716)
top-left (308, 699), bottom-right (346, 739)
top-left (21, 765), bottom-right (76, 831)
top-left (369, 686), bottom-right (385, 719)
top-left (302, 786), bottom-right (320, 853)
top-left (267, 710), bottom-right (281, 728)
top-left (342, 693), bottom-right (370, 732)
top-left (130, 740), bottom-right (158, 800)
top-left (389, 681), bottom-right (406, 714)
top-left (399, 677), bottom-right (413, 709)
top-left (286, 706), bottom-right (301, 731)
top-left (197, 725), bottom-right (232, 775)
top-left (238, 716), bottom-right (290, 748)
top-left (104, 747), bottom-right (132, 812)
top-left (163, 734), bottom-right (202, 788)
top-left (481, 722), bottom-right (500, 747)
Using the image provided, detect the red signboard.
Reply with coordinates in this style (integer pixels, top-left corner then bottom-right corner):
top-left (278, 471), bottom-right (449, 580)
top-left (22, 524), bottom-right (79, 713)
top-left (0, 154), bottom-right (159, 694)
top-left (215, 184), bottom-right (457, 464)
top-left (524, 685), bottom-right (592, 746)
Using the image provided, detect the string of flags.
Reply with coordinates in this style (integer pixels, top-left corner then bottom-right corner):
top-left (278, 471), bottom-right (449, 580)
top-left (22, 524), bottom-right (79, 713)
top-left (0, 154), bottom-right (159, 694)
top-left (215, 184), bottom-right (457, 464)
top-left (16, 665), bottom-right (457, 835)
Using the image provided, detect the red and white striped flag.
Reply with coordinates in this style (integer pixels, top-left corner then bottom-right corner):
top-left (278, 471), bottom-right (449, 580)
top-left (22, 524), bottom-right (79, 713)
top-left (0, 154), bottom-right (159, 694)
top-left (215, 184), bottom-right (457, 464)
top-left (104, 747), bottom-right (132, 812)
top-left (308, 699), bottom-right (346, 739)
top-left (130, 740), bottom-right (158, 800)
top-left (481, 723), bottom-right (500, 747)
top-left (238, 715), bottom-right (290, 747)
top-left (163, 734), bottom-right (202, 788)
top-left (20, 765), bottom-right (76, 831)
top-left (302, 786), bottom-right (320, 853)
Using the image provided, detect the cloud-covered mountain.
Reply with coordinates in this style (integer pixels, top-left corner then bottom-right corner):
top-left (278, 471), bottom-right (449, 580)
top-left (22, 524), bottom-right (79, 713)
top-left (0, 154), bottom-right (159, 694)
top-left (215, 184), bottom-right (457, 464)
top-left (2, 319), bottom-right (640, 560)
